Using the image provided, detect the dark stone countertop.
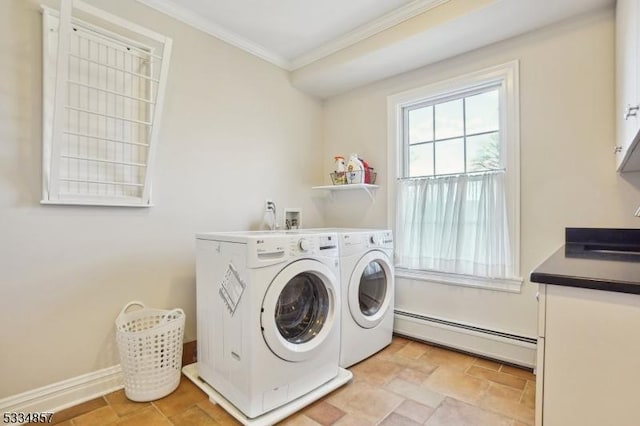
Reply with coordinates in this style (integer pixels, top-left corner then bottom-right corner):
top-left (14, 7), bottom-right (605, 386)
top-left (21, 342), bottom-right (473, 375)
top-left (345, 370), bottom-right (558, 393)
top-left (530, 228), bottom-right (640, 295)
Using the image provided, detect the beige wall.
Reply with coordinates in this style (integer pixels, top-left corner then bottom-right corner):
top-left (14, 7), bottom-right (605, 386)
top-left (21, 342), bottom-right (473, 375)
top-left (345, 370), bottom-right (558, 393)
top-left (3, 0), bottom-right (639, 402)
top-left (0, 0), bottom-right (324, 397)
top-left (322, 7), bottom-right (640, 337)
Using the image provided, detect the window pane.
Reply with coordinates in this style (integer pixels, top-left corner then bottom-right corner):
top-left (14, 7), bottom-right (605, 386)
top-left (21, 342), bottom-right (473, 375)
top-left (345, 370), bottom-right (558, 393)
top-left (409, 143), bottom-right (434, 177)
top-left (466, 90), bottom-right (499, 134)
top-left (408, 106), bottom-right (433, 144)
top-left (435, 138), bottom-right (464, 175)
top-left (467, 132), bottom-right (500, 172)
top-left (435, 99), bottom-right (463, 140)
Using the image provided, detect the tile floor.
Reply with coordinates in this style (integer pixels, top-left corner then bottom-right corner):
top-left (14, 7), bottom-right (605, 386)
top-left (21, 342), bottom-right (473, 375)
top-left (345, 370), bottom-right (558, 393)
top-left (43, 336), bottom-right (536, 426)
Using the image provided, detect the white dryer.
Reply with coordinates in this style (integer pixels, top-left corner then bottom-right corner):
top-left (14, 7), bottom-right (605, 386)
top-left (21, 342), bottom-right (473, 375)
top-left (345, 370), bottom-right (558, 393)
top-left (195, 231), bottom-right (342, 419)
top-left (334, 229), bottom-right (395, 367)
top-left (300, 228), bottom-right (395, 367)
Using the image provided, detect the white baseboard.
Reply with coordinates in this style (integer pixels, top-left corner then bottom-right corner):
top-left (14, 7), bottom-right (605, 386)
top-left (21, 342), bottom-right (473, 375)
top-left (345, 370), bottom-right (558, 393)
top-left (394, 310), bottom-right (537, 368)
top-left (0, 365), bottom-right (124, 415)
top-left (0, 316), bottom-right (536, 416)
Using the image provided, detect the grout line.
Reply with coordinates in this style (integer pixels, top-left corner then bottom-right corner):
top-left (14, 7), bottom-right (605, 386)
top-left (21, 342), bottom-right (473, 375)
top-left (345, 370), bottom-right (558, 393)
top-left (376, 397), bottom-right (406, 426)
top-left (47, 341), bottom-right (535, 426)
top-left (518, 389), bottom-right (526, 405)
top-left (150, 401), bottom-right (171, 422)
top-left (464, 358), bottom-right (475, 374)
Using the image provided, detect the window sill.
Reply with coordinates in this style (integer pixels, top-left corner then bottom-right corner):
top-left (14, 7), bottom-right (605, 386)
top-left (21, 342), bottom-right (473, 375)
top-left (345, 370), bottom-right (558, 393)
top-left (395, 268), bottom-right (523, 293)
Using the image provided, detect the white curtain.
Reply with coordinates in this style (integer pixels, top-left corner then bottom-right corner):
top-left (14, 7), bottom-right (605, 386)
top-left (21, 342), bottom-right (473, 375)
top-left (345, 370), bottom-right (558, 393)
top-left (395, 170), bottom-right (512, 279)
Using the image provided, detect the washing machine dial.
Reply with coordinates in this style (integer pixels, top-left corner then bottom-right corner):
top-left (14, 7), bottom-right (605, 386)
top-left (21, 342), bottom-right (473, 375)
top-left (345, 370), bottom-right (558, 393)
top-left (298, 238), bottom-right (311, 252)
top-left (370, 234), bottom-right (380, 245)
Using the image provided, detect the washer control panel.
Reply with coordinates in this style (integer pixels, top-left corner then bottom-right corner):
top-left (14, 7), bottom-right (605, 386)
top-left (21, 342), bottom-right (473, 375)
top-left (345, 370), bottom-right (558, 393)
top-left (287, 233), bottom-right (338, 256)
top-left (298, 238), bottom-right (311, 252)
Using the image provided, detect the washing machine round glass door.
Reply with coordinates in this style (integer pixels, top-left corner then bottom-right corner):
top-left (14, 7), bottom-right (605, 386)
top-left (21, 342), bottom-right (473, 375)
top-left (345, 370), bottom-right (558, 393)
top-left (261, 259), bottom-right (338, 362)
top-left (348, 250), bottom-right (393, 329)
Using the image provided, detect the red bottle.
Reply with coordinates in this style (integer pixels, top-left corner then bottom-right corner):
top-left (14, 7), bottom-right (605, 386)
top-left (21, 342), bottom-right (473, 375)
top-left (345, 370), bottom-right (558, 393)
top-left (359, 157), bottom-right (371, 183)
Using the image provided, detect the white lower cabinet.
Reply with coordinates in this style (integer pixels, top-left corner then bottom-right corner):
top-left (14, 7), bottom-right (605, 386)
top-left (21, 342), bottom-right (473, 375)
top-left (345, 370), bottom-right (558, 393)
top-left (537, 284), bottom-right (640, 425)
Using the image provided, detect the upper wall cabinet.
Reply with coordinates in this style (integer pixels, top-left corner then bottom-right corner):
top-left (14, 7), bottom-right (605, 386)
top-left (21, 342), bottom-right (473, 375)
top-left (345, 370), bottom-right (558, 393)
top-left (616, 0), bottom-right (640, 172)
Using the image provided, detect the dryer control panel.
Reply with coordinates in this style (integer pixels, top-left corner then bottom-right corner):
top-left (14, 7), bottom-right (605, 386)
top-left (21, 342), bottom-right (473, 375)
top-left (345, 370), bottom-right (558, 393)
top-left (341, 230), bottom-right (393, 256)
top-left (368, 230), bottom-right (393, 249)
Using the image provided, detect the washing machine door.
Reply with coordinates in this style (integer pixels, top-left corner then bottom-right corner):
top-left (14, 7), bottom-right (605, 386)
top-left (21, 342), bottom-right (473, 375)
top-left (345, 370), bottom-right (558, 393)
top-left (348, 250), bottom-right (393, 329)
top-left (261, 259), bottom-right (338, 362)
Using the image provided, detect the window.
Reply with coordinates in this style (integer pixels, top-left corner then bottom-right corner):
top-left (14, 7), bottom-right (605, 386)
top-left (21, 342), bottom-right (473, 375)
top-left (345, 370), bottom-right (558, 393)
top-left (387, 62), bottom-right (521, 292)
top-left (405, 87), bottom-right (500, 177)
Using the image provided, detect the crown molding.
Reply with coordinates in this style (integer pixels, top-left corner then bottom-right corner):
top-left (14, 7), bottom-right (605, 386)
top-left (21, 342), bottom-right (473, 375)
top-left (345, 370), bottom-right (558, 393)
top-left (135, 0), bottom-right (450, 72)
top-left (289, 0), bottom-right (451, 70)
top-left (135, 0), bottom-right (291, 69)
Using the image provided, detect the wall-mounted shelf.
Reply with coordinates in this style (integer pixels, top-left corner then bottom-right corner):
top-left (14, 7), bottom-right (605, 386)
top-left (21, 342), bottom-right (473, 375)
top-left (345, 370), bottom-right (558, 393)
top-left (311, 184), bottom-right (379, 202)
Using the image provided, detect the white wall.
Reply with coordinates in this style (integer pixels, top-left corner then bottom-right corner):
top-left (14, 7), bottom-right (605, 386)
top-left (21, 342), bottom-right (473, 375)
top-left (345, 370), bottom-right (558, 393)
top-left (322, 7), bottom-right (640, 339)
top-left (0, 0), bottom-right (324, 398)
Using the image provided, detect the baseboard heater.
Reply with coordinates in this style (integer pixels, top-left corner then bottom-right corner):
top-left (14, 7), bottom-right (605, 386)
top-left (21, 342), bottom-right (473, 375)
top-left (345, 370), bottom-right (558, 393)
top-left (393, 309), bottom-right (537, 368)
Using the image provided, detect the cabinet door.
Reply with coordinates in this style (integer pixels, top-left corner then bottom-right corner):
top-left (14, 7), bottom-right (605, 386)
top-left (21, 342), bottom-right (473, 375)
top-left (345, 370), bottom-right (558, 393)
top-left (543, 285), bottom-right (640, 426)
top-left (535, 285), bottom-right (545, 426)
top-left (616, 0), bottom-right (640, 170)
top-left (535, 336), bottom-right (544, 426)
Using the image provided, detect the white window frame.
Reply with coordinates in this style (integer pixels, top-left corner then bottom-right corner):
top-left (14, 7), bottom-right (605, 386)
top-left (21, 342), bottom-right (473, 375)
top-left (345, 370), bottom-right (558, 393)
top-left (387, 61), bottom-right (522, 293)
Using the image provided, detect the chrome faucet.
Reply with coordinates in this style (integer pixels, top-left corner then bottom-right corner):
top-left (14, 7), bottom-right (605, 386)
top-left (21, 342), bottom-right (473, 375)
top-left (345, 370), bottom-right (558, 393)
top-left (266, 200), bottom-right (277, 230)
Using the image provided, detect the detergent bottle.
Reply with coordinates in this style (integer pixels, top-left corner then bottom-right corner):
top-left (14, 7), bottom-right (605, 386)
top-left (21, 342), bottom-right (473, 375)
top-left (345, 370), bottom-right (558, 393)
top-left (346, 153), bottom-right (365, 184)
top-left (334, 156), bottom-right (347, 184)
top-left (359, 156), bottom-right (371, 184)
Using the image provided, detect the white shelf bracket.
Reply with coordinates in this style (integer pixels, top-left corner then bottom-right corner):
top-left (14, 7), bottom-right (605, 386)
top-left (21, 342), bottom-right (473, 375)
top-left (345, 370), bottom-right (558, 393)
top-left (363, 186), bottom-right (375, 202)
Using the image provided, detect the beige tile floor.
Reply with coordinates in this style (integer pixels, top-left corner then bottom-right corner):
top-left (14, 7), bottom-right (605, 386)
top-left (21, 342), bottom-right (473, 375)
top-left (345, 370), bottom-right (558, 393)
top-left (43, 336), bottom-right (535, 426)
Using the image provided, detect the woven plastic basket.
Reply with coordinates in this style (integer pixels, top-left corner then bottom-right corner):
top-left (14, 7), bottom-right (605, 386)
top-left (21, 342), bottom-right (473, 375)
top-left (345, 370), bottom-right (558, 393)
top-left (115, 301), bottom-right (185, 402)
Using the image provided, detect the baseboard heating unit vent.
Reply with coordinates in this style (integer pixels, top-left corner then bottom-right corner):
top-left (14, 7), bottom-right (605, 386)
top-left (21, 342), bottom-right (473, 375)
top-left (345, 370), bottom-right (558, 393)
top-left (393, 309), bottom-right (537, 368)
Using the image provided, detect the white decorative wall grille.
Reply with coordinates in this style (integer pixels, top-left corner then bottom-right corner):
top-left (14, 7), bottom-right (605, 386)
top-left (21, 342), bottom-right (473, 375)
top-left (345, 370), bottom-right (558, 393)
top-left (42, 0), bottom-right (172, 206)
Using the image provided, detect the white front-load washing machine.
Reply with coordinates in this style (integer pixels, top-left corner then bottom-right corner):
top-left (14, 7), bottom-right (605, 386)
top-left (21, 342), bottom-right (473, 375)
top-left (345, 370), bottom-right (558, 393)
top-left (195, 230), bottom-right (342, 419)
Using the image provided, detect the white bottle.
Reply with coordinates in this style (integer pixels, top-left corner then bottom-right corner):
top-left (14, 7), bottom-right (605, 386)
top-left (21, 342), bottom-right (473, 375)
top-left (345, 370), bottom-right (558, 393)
top-left (334, 156), bottom-right (347, 185)
top-left (346, 153), bottom-right (365, 184)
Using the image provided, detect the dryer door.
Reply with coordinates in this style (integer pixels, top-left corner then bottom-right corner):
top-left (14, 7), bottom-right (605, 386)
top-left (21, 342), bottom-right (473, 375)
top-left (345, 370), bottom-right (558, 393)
top-left (261, 259), bottom-right (338, 362)
top-left (348, 250), bottom-right (393, 329)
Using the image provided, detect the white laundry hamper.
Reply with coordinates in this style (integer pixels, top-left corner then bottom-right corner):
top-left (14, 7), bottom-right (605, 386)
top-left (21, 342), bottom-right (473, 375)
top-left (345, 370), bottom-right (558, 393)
top-left (115, 301), bottom-right (185, 401)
